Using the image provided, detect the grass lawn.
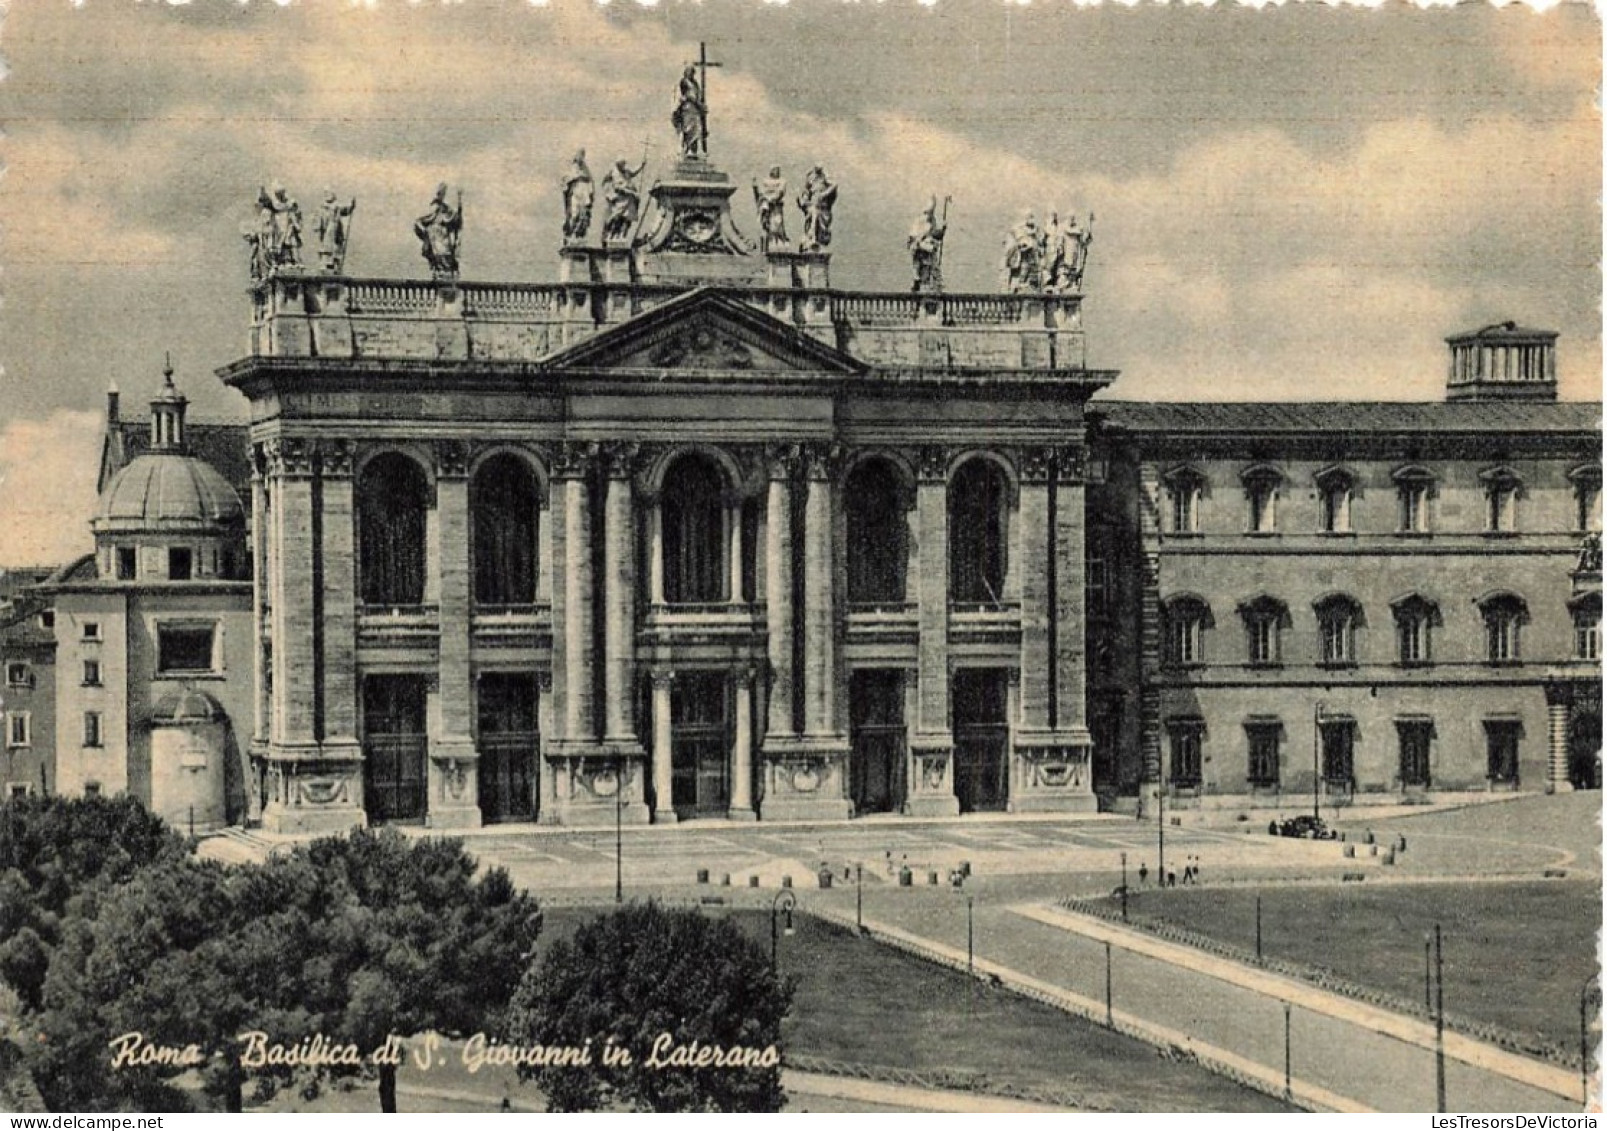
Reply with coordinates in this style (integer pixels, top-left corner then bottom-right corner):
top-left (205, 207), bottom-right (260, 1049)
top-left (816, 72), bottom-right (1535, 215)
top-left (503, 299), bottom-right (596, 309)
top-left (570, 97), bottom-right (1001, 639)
top-left (262, 903), bottom-right (1290, 1112)
top-left (1089, 880), bottom-right (1600, 1051)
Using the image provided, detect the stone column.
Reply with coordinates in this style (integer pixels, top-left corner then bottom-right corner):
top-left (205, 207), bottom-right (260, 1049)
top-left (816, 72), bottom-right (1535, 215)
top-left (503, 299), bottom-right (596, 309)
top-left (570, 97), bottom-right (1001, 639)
top-left (908, 445), bottom-right (958, 816)
top-left (651, 668), bottom-right (677, 823)
top-left (802, 444), bottom-right (838, 737)
top-left (763, 446), bottom-right (797, 742)
top-left (602, 443), bottom-right (640, 746)
top-left (430, 440), bottom-right (480, 829)
top-left (317, 440), bottom-right (360, 755)
top-left (730, 668), bottom-right (755, 819)
top-left (260, 438), bottom-right (361, 834)
top-left (1017, 446), bottom-right (1054, 733)
top-left (727, 498), bottom-right (745, 604)
top-left (552, 442), bottom-right (597, 747)
top-left (647, 504), bottom-right (665, 606)
top-left (1546, 681), bottom-right (1574, 794)
top-left (1053, 446), bottom-right (1090, 735)
top-left (248, 448), bottom-right (269, 823)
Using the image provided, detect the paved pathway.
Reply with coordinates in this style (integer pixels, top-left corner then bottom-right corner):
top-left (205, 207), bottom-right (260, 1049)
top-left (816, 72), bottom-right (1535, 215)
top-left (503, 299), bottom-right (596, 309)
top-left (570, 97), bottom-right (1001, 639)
top-left (804, 883), bottom-right (1581, 1113)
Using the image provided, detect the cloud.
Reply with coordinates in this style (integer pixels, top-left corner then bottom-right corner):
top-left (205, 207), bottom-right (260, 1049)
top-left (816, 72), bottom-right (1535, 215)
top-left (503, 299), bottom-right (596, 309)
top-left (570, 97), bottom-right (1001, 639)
top-left (0, 410), bottom-right (101, 568)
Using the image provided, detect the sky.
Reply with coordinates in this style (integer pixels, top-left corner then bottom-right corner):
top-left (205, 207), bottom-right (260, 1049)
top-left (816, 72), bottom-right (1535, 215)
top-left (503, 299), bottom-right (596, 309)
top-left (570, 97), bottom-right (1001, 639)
top-left (0, 0), bottom-right (1599, 568)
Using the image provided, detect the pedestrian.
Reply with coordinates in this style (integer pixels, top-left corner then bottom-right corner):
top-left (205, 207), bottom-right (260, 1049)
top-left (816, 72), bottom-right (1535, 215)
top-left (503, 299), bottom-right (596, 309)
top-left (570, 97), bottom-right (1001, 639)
top-left (1166, 868), bottom-right (1177, 888)
top-left (1138, 861), bottom-right (1150, 885)
top-left (1193, 856), bottom-right (1203, 884)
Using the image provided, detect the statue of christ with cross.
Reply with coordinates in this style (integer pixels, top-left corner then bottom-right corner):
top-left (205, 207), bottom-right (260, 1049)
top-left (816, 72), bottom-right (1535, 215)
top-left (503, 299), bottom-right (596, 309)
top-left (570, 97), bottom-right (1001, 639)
top-left (672, 42), bottom-right (721, 160)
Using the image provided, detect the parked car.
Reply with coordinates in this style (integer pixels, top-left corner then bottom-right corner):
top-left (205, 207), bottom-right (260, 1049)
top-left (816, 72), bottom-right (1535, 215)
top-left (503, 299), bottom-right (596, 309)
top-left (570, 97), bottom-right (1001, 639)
top-left (1277, 814), bottom-right (1337, 840)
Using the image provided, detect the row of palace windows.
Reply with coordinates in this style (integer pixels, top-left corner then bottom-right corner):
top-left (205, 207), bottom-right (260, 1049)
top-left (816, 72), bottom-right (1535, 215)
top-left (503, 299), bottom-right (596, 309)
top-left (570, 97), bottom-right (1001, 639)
top-left (354, 451), bottom-right (1015, 610)
top-left (1162, 592), bottom-right (1601, 667)
top-left (8, 708), bottom-right (105, 751)
top-left (1165, 716), bottom-right (1524, 789)
top-left (1165, 465), bottom-right (1602, 536)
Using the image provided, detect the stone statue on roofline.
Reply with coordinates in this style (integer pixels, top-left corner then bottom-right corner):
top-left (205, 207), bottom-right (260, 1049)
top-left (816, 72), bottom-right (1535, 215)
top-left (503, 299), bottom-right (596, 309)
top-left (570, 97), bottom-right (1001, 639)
top-left (909, 195), bottom-right (949, 293)
top-left (1045, 210), bottom-right (1094, 292)
top-left (601, 157), bottom-right (647, 244)
top-left (315, 192), bottom-right (356, 273)
top-left (672, 64), bottom-right (708, 160)
top-left (796, 165), bottom-right (838, 253)
top-left (1004, 210), bottom-right (1046, 292)
top-left (562, 149), bottom-right (594, 242)
top-left (244, 182), bottom-right (303, 281)
top-left (415, 183), bottom-right (463, 278)
top-left (752, 167), bottom-right (789, 252)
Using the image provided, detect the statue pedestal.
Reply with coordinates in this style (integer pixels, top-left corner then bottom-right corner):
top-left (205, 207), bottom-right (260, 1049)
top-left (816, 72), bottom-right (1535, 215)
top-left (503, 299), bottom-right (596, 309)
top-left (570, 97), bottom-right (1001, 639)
top-left (633, 156), bottom-right (763, 286)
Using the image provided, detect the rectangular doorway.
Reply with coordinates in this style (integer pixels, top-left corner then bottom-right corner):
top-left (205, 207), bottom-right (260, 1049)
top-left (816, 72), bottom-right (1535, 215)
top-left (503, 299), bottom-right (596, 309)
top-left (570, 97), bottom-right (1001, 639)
top-left (477, 672), bottom-right (538, 822)
top-left (850, 669), bottom-right (906, 814)
top-left (953, 668), bottom-right (1010, 813)
top-left (363, 674), bottom-right (428, 822)
top-left (671, 672), bottom-right (729, 818)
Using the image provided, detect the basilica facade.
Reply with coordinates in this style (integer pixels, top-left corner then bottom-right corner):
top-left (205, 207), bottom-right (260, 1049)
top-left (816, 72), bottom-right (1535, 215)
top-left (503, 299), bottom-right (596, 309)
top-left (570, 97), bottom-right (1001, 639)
top-left (4, 130), bottom-right (1599, 833)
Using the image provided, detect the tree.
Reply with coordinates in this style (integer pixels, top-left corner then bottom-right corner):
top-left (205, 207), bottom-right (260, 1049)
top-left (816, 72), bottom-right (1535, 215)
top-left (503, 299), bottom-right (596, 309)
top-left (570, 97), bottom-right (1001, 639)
top-left (26, 854), bottom-right (319, 1113)
top-left (506, 902), bottom-right (792, 1112)
top-left (292, 829), bottom-right (544, 1112)
top-left (0, 796), bottom-right (186, 1009)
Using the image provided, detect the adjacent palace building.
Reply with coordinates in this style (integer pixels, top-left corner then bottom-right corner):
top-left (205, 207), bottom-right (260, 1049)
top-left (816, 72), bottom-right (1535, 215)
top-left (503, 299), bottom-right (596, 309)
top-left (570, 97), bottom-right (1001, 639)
top-left (2, 121), bottom-right (1599, 833)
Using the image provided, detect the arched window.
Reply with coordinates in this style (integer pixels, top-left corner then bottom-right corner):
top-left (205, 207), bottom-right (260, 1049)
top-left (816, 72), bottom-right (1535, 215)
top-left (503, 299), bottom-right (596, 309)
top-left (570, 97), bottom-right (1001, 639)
top-left (1314, 594), bottom-right (1364, 667)
top-left (1569, 465), bottom-right (1602, 533)
top-left (662, 454), bottom-right (727, 604)
top-left (1162, 595), bottom-right (1213, 666)
top-left (1480, 466), bottom-right (1522, 534)
top-left (1390, 594), bottom-right (1440, 666)
top-left (471, 454), bottom-right (541, 607)
top-left (1478, 592), bottom-right (1528, 664)
top-left (1163, 466), bottom-right (1206, 535)
top-left (358, 453), bottom-right (430, 607)
top-left (1571, 593), bottom-right (1601, 661)
top-left (845, 458), bottom-right (909, 604)
top-left (1392, 465), bottom-right (1435, 534)
top-left (948, 459), bottom-right (1009, 604)
top-left (1314, 467), bottom-right (1354, 534)
top-left (1237, 596), bottom-right (1288, 666)
top-left (1241, 465), bottom-right (1283, 534)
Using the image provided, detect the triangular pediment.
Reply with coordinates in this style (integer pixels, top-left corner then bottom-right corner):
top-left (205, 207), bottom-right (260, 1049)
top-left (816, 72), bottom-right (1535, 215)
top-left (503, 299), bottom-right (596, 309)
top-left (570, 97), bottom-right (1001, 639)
top-left (540, 287), bottom-right (863, 376)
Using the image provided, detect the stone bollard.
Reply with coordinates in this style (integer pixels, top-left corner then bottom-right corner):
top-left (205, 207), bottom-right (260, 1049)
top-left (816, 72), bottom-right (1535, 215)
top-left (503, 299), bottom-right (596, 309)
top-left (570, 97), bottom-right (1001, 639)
top-left (818, 869), bottom-right (833, 890)
top-left (721, 873), bottom-right (731, 887)
top-left (928, 870), bottom-right (939, 885)
top-left (1365, 830), bottom-right (1375, 845)
top-left (899, 867), bottom-right (913, 887)
top-left (1368, 843), bottom-right (1378, 857)
top-left (1343, 843), bottom-right (1355, 858)
top-left (749, 875), bottom-right (760, 888)
top-left (782, 874), bottom-right (793, 889)
top-left (1382, 849), bottom-right (1395, 865)
top-left (696, 868), bottom-right (709, 884)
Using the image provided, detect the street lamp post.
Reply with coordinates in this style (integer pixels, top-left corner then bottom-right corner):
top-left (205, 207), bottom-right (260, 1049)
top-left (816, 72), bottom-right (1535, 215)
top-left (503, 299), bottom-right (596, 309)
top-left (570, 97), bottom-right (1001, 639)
top-left (1158, 758), bottom-right (1167, 879)
top-left (856, 861), bottom-right (864, 934)
top-left (1255, 895), bottom-right (1263, 963)
top-left (1284, 1001), bottom-right (1293, 1101)
top-left (1104, 940), bottom-right (1113, 1028)
top-left (1434, 922), bottom-right (1446, 1114)
top-left (614, 780), bottom-right (624, 905)
top-left (1581, 975), bottom-right (1598, 1106)
top-left (1312, 701), bottom-right (1325, 821)
top-left (1424, 937), bottom-right (1432, 1012)
top-left (770, 889), bottom-right (796, 971)
top-left (1120, 852), bottom-right (1129, 921)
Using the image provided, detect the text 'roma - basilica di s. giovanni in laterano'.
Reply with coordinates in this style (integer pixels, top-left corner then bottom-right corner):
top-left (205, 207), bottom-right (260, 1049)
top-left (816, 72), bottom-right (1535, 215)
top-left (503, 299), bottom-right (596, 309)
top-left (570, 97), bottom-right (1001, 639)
top-left (4, 59), bottom-right (1600, 835)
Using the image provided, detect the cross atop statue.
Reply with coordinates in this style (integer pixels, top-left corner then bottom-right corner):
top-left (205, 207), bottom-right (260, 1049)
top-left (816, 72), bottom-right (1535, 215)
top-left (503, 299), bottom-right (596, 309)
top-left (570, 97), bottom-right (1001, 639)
top-left (673, 41), bottom-right (722, 160)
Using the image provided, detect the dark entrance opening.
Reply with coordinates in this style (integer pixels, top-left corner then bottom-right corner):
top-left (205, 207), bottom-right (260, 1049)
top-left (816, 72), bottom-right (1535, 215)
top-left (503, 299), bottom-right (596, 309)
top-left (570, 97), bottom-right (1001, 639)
top-left (953, 668), bottom-right (1010, 813)
top-left (671, 672), bottom-right (729, 817)
top-left (477, 672), bottom-right (538, 821)
top-left (1320, 719), bottom-right (1356, 797)
top-left (849, 670), bottom-right (906, 814)
top-left (1569, 711), bottom-right (1601, 790)
top-left (363, 674), bottom-right (428, 822)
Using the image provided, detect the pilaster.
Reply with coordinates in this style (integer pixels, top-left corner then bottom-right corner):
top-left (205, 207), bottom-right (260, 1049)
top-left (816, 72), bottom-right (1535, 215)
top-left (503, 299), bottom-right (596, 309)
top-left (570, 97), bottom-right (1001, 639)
top-left (908, 445), bottom-right (958, 817)
top-left (429, 439), bottom-right (480, 829)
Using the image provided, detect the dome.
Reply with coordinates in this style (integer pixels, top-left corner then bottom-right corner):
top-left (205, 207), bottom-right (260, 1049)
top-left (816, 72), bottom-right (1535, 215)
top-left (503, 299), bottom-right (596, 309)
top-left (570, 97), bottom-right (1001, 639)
top-left (94, 453), bottom-right (245, 533)
top-left (151, 687), bottom-right (226, 727)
